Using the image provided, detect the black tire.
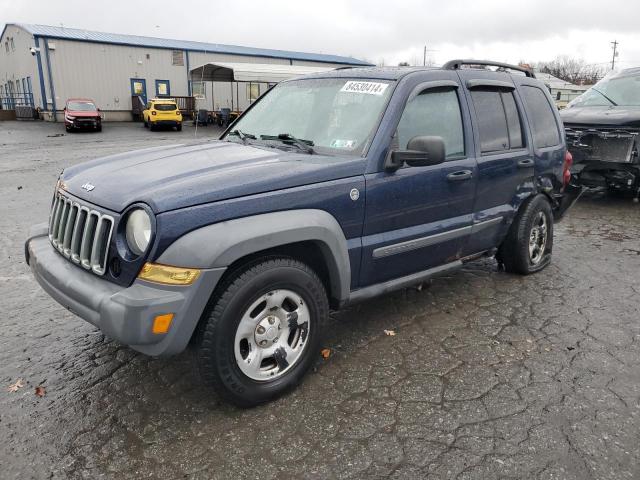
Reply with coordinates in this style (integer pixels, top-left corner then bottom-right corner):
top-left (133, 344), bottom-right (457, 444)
top-left (96, 125), bottom-right (102, 132)
top-left (176, 123), bottom-right (182, 131)
top-left (149, 123), bottom-right (156, 131)
top-left (497, 194), bottom-right (554, 275)
top-left (143, 120), bottom-right (148, 128)
top-left (65, 125), bottom-right (72, 132)
top-left (196, 257), bottom-right (329, 407)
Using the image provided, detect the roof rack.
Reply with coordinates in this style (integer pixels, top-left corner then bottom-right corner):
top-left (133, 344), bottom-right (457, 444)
top-left (442, 59), bottom-right (536, 78)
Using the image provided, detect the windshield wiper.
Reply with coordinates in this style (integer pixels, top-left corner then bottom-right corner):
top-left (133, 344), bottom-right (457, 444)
top-left (261, 133), bottom-right (315, 154)
top-left (228, 129), bottom-right (257, 143)
top-left (592, 88), bottom-right (618, 106)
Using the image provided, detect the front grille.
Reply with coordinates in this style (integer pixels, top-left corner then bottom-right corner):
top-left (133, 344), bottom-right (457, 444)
top-left (48, 192), bottom-right (114, 276)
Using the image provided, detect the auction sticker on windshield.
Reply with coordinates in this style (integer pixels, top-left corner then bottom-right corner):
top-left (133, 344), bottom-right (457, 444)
top-left (340, 81), bottom-right (389, 95)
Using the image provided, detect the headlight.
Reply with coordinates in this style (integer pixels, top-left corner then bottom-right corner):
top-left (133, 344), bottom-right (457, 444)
top-left (125, 209), bottom-right (151, 255)
top-left (66, 115), bottom-right (75, 120)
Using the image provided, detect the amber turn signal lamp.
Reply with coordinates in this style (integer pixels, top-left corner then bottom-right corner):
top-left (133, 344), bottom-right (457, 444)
top-left (152, 313), bottom-right (174, 334)
top-left (138, 262), bottom-right (201, 285)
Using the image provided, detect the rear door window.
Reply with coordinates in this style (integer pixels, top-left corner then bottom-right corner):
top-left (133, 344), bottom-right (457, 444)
top-left (520, 86), bottom-right (561, 148)
top-left (470, 90), bottom-right (525, 153)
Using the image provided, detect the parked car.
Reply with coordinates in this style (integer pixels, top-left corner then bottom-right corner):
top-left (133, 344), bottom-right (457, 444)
top-left (26, 60), bottom-right (580, 407)
top-left (64, 98), bottom-right (102, 132)
top-left (561, 67), bottom-right (640, 200)
top-left (143, 98), bottom-right (182, 131)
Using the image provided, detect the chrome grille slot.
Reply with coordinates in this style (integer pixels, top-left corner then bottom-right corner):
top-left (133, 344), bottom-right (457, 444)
top-left (48, 192), bottom-right (114, 276)
top-left (80, 213), bottom-right (98, 268)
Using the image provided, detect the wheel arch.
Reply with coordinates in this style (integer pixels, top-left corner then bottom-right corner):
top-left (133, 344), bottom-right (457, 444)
top-left (156, 209), bottom-right (351, 305)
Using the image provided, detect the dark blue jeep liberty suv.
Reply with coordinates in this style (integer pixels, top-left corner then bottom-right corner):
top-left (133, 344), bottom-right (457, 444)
top-left (26, 60), bottom-right (581, 406)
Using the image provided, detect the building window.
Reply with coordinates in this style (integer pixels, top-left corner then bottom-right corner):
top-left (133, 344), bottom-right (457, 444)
top-left (172, 50), bottom-right (184, 66)
top-left (247, 83), bottom-right (260, 102)
top-left (556, 91), bottom-right (561, 101)
top-left (155, 80), bottom-right (170, 97)
top-left (10, 37), bottom-right (14, 51)
top-left (4, 41), bottom-right (8, 53)
top-left (191, 81), bottom-right (205, 98)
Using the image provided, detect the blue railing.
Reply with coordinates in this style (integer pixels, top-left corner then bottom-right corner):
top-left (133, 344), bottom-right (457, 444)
top-left (0, 93), bottom-right (35, 110)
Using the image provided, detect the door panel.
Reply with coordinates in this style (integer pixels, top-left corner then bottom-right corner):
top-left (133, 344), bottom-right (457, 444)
top-left (130, 78), bottom-right (147, 105)
top-left (456, 70), bottom-right (536, 255)
top-left (359, 83), bottom-right (477, 287)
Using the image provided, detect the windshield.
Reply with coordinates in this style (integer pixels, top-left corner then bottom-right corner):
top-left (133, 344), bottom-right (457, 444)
top-left (567, 69), bottom-right (640, 108)
top-left (155, 104), bottom-right (177, 111)
top-left (224, 78), bottom-right (394, 155)
top-left (67, 101), bottom-right (97, 111)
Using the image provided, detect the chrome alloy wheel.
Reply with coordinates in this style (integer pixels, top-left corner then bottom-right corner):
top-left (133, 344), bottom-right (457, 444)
top-left (234, 289), bottom-right (311, 381)
top-left (528, 211), bottom-right (548, 265)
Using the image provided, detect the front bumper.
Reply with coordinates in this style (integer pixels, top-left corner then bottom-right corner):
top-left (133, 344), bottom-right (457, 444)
top-left (25, 225), bottom-right (224, 356)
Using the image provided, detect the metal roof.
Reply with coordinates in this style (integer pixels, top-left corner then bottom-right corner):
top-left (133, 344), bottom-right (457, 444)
top-left (190, 62), bottom-right (336, 83)
top-left (4, 23), bottom-right (372, 66)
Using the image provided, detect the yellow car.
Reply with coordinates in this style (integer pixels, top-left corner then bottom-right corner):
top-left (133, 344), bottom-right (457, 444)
top-left (143, 99), bottom-right (182, 131)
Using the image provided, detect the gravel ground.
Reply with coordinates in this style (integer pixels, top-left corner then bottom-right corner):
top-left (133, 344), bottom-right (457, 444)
top-left (1, 120), bottom-right (639, 480)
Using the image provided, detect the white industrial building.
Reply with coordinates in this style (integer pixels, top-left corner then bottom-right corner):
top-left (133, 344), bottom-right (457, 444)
top-left (0, 23), bottom-right (371, 121)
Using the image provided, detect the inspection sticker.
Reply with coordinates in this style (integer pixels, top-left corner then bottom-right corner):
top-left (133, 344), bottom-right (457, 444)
top-left (340, 81), bottom-right (389, 96)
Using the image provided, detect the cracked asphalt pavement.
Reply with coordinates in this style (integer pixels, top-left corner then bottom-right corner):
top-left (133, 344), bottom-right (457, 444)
top-left (1, 121), bottom-right (639, 479)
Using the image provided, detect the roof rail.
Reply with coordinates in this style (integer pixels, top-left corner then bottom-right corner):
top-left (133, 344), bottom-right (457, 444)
top-left (442, 59), bottom-right (536, 78)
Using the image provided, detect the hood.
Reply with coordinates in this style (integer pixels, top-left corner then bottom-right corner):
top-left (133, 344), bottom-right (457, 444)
top-left (60, 141), bottom-right (365, 213)
top-left (560, 105), bottom-right (640, 128)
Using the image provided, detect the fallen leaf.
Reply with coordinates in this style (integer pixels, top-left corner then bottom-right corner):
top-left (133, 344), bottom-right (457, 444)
top-left (35, 386), bottom-right (46, 397)
top-left (320, 348), bottom-right (331, 360)
top-left (384, 329), bottom-right (396, 336)
top-left (7, 379), bottom-right (24, 392)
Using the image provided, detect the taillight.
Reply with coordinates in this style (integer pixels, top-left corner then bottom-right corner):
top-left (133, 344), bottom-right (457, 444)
top-left (563, 150), bottom-right (573, 187)
top-left (151, 111), bottom-right (157, 116)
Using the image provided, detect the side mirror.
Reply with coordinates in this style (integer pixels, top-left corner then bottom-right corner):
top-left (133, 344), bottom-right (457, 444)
top-left (388, 136), bottom-right (446, 169)
top-left (63, 107), bottom-right (66, 111)
top-left (97, 108), bottom-right (101, 112)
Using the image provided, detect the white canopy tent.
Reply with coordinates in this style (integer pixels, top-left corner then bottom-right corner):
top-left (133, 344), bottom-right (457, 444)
top-left (189, 62), bottom-right (335, 83)
top-left (189, 62), bottom-right (336, 112)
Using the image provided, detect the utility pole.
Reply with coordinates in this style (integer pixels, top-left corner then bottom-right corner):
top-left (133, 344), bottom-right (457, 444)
top-left (423, 45), bottom-right (427, 66)
top-left (611, 40), bottom-right (619, 70)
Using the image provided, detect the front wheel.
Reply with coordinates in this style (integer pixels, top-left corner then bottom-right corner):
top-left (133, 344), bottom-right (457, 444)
top-left (196, 257), bottom-right (329, 407)
top-left (176, 123), bottom-right (182, 131)
top-left (497, 194), bottom-right (554, 275)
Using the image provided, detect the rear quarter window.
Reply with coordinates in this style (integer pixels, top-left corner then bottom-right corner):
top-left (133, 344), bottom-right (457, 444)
top-left (520, 86), bottom-right (561, 148)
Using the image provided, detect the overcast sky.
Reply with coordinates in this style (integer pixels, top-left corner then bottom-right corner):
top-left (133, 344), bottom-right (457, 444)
top-left (2, 0), bottom-right (640, 69)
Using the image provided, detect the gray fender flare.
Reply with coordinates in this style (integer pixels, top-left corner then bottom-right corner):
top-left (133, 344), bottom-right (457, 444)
top-left (157, 209), bottom-right (351, 303)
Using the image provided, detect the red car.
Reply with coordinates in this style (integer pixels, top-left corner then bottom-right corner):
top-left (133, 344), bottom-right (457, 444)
top-left (64, 98), bottom-right (102, 132)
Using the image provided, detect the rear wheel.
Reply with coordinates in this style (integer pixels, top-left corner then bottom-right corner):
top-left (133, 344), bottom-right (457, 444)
top-left (196, 257), bottom-right (328, 407)
top-left (497, 194), bottom-right (553, 275)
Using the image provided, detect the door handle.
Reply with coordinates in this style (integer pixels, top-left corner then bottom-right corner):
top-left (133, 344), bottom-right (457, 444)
top-left (517, 159), bottom-right (535, 168)
top-left (447, 170), bottom-right (473, 182)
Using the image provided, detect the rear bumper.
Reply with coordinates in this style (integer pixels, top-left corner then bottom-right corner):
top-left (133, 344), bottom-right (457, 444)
top-left (553, 178), bottom-right (583, 221)
top-left (25, 226), bottom-right (224, 356)
top-left (150, 120), bottom-right (181, 126)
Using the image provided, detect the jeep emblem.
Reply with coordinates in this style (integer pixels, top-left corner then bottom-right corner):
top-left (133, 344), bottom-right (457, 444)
top-left (350, 188), bottom-right (360, 201)
top-left (81, 182), bottom-right (95, 192)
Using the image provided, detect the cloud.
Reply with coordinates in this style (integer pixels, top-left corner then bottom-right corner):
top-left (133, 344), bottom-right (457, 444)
top-left (2, 0), bottom-right (639, 67)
